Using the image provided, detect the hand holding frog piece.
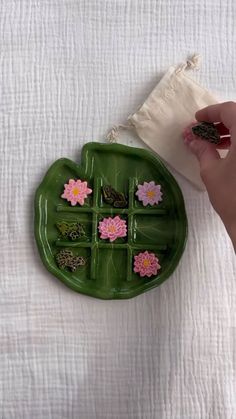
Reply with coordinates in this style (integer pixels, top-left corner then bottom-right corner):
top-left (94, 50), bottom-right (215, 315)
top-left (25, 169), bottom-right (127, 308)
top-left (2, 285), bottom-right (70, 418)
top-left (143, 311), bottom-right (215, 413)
top-left (185, 102), bottom-right (236, 250)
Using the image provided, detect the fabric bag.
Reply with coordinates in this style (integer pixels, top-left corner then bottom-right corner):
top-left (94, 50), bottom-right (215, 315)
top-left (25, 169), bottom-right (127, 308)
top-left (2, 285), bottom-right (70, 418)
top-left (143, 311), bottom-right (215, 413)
top-left (128, 55), bottom-right (219, 190)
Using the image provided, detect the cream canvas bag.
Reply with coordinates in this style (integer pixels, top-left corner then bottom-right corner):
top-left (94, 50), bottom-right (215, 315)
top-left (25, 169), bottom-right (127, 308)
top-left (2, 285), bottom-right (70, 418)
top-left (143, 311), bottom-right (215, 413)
top-left (127, 55), bottom-right (220, 190)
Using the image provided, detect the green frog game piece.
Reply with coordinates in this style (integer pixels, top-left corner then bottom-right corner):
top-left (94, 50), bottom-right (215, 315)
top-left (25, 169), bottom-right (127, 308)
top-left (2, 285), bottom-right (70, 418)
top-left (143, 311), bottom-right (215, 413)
top-left (192, 121), bottom-right (221, 144)
top-left (56, 221), bottom-right (86, 241)
top-left (102, 185), bottom-right (127, 208)
top-left (56, 249), bottom-right (86, 272)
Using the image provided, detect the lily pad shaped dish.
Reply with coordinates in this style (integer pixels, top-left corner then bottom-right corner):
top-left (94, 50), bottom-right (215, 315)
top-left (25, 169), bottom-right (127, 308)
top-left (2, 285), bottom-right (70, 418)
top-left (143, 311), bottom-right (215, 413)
top-left (35, 142), bottom-right (187, 299)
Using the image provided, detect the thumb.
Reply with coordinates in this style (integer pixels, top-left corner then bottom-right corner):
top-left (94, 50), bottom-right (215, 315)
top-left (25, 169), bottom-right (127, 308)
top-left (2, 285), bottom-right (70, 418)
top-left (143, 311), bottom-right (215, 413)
top-left (188, 139), bottom-right (220, 170)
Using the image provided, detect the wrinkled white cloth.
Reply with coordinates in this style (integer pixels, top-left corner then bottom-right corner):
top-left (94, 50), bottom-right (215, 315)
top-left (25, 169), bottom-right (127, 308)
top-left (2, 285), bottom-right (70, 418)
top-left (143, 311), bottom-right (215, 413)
top-left (1, 1), bottom-right (236, 419)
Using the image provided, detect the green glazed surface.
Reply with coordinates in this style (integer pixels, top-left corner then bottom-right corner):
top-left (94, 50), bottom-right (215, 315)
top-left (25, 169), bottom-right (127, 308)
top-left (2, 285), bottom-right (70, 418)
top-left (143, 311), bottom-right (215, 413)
top-left (35, 142), bottom-right (187, 299)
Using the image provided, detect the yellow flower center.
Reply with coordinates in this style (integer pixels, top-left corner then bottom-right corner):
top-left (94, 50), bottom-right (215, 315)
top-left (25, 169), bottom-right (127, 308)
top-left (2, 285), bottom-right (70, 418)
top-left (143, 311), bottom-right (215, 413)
top-left (108, 225), bottom-right (116, 233)
top-left (146, 190), bottom-right (155, 198)
top-left (143, 259), bottom-right (150, 268)
top-left (72, 187), bottom-right (80, 196)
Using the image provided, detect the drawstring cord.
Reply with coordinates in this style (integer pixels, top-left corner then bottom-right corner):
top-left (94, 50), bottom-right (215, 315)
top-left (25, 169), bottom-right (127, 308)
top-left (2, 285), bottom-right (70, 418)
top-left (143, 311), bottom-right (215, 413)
top-left (106, 123), bottom-right (133, 143)
top-left (175, 54), bottom-right (201, 74)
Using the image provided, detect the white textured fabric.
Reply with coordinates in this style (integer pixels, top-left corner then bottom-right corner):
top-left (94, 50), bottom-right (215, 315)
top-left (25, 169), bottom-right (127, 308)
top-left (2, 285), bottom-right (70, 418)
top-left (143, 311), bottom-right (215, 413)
top-left (1, 1), bottom-right (236, 418)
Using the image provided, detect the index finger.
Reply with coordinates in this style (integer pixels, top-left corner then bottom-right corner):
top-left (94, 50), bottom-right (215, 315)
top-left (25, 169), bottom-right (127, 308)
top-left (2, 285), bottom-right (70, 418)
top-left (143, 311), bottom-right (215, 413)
top-left (196, 102), bottom-right (236, 131)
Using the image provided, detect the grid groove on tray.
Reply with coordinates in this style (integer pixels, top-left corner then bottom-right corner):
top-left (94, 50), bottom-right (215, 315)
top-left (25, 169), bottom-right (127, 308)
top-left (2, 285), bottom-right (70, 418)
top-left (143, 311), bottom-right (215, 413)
top-left (55, 242), bottom-right (167, 251)
top-left (90, 177), bottom-right (100, 279)
top-left (55, 177), bottom-right (168, 282)
top-left (126, 178), bottom-right (135, 281)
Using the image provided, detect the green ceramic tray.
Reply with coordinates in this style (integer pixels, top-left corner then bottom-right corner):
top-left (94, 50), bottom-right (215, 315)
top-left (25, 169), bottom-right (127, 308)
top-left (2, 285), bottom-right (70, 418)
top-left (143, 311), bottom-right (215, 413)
top-left (35, 142), bottom-right (187, 299)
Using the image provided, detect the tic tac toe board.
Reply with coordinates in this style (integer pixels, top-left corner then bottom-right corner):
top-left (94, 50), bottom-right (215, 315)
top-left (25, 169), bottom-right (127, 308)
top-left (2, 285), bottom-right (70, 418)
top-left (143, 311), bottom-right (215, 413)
top-left (35, 142), bottom-right (187, 299)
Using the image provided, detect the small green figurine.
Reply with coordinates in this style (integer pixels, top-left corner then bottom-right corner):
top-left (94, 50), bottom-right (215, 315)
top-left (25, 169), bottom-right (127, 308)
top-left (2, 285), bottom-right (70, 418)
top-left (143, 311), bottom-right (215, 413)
top-left (56, 222), bottom-right (86, 241)
top-left (56, 249), bottom-right (86, 272)
top-left (102, 185), bottom-right (127, 208)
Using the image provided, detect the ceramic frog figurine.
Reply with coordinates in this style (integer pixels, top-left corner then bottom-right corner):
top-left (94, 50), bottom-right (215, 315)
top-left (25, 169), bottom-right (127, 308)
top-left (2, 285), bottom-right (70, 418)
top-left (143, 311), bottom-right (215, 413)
top-left (102, 185), bottom-right (127, 208)
top-left (56, 249), bottom-right (86, 272)
top-left (56, 222), bottom-right (86, 241)
top-left (191, 121), bottom-right (221, 144)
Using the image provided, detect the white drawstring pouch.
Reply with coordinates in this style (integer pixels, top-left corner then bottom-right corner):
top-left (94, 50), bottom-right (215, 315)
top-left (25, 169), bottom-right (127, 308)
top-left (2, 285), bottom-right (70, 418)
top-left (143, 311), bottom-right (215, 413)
top-left (127, 55), bottom-right (220, 190)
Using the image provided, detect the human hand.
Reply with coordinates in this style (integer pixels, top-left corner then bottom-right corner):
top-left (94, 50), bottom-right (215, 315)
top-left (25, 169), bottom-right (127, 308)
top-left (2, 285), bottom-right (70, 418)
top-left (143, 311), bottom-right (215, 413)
top-left (185, 102), bottom-right (236, 250)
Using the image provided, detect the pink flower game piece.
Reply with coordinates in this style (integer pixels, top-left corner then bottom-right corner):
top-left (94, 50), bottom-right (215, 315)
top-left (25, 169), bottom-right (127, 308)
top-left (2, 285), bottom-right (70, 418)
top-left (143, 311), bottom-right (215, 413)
top-left (136, 181), bottom-right (162, 206)
top-left (61, 179), bottom-right (92, 206)
top-left (98, 216), bottom-right (127, 242)
top-left (134, 251), bottom-right (161, 277)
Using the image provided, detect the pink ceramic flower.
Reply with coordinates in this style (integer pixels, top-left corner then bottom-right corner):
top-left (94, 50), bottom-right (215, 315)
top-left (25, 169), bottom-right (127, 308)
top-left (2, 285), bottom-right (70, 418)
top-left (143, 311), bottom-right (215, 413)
top-left (134, 251), bottom-right (161, 277)
top-left (136, 181), bottom-right (162, 206)
top-left (98, 216), bottom-right (127, 242)
top-left (61, 179), bottom-right (92, 206)
top-left (182, 121), bottom-right (200, 144)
